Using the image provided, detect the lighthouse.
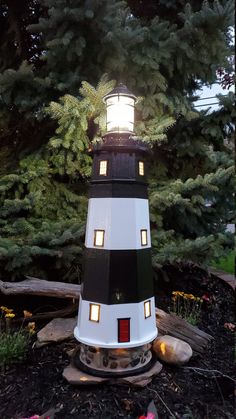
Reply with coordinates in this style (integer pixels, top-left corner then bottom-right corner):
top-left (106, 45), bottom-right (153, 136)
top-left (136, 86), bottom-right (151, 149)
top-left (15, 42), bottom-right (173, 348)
top-left (74, 84), bottom-right (157, 376)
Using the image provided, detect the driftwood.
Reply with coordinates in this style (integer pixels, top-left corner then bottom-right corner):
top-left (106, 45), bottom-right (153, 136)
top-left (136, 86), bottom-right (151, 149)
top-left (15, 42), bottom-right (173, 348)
top-left (14, 302), bottom-right (78, 323)
top-left (0, 277), bottom-right (213, 353)
top-left (156, 308), bottom-right (213, 354)
top-left (0, 276), bottom-right (81, 299)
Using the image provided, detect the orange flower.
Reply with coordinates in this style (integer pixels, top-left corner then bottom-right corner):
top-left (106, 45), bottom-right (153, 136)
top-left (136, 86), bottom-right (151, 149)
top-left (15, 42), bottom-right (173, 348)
top-left (23, 310), bottom-right (33, 318)
top-left (172, 291), bottom-right (185, 297)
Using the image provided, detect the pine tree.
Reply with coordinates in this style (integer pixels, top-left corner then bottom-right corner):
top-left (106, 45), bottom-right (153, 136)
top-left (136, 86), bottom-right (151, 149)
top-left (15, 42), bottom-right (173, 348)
top-left (0, 0), bottom-right (234, 280)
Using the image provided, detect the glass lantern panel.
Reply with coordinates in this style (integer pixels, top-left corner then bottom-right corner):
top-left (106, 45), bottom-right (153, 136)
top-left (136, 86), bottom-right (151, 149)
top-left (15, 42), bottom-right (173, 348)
top-left (106, 95), bottom-right (134, 132)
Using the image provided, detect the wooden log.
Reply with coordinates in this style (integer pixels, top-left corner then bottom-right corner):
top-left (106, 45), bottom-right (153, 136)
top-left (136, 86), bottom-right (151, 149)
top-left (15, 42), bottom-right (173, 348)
top-left (0, 276), bottom-right (81, 299)
top-left (14, 302), bottom-right (78, 323)
top-left (156, 308), bottom-right (213, 354)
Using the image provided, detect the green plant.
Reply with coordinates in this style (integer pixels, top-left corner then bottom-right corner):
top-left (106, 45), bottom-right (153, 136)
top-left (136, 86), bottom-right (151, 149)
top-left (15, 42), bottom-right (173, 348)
top-left (171, 291), bottom-right (203, 325)
top-left (212, 250), bottom-right (235, 274)
top-left (0, 331), bottom-right (28, 366)
top-left (0, 306), bottom-right (35, 367)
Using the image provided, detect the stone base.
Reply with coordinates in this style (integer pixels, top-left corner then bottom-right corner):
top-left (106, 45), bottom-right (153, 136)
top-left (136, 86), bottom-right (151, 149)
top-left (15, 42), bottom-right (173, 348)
top-left (63, 359), bottom-right (162, 387)
top-left (74, 343), bottom-right (154, 377)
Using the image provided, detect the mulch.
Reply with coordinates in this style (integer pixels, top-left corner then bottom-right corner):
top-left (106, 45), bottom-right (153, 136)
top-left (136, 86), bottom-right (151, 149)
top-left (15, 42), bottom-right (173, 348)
top-left (0, 265), bottom-right (235, 419)
top-left (209, 268), bottom-right (235, 290)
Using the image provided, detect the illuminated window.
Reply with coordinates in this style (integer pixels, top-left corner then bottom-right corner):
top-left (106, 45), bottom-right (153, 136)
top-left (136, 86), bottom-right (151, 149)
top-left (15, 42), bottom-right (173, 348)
top-left (118, 318), bottom-right (130, 343)
top-left (89, 304), bottom-right (100, 322)
top-left (99, 160), bottom-right (108, 176)
top-left (144, 300), bottom-right (151, 318)
top-left (94, 230), bottom-right (105, 247)
top-left (139, 161), bottom-right (145, 176)
top-left (141, 229), bottom-right (148, 246)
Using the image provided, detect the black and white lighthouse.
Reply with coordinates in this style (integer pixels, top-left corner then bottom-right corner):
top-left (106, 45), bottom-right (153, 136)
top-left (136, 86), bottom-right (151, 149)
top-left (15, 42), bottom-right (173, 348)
top-left (74, 85), bottom-right (157, 376)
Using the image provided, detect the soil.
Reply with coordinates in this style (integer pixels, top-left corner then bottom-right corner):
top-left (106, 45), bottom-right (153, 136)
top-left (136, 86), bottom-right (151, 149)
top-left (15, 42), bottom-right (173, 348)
top-left (0, 265), bottom-right (235, 419)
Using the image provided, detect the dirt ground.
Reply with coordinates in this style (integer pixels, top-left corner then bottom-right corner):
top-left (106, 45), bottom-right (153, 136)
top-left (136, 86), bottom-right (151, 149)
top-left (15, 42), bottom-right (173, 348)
top-left (0, 265), bottom-right (235, 419)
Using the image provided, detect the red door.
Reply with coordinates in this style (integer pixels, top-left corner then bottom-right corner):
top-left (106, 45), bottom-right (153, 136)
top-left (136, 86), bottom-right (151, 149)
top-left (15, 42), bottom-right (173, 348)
top-left (118, 318), bottom-right (130, 343)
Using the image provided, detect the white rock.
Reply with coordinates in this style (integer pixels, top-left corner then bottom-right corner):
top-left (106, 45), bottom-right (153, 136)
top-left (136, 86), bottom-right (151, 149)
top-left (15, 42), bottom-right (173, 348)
top-left (153, 335), bottom-right (192, 365)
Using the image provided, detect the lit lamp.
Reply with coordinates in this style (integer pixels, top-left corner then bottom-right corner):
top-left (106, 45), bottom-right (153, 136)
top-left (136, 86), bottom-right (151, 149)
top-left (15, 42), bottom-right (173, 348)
top-left (103, 84), bottom-right (136, 133)
top-left (74, 84), bottom-right (157, 377)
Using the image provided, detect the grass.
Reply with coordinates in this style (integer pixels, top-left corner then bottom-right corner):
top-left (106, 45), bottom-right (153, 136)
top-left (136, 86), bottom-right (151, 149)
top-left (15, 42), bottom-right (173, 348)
top-left (0, 306), bottom-right (35, 367)
top-left (211, 251), bottom-right (235, 274)
top-left (0, 331), bottom-right (28, 366)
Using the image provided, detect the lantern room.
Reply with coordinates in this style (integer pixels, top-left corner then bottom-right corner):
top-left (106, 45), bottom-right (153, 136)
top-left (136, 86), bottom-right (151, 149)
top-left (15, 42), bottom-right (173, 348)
top-left (103, 84), bottom-right (137, 134)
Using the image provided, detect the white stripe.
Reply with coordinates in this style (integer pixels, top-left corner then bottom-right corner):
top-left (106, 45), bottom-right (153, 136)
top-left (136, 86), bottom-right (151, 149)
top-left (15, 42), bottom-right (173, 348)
top-left (85, 198), bottom-right (151, 250)
top-left (74, 296), bottom-right (157, 348)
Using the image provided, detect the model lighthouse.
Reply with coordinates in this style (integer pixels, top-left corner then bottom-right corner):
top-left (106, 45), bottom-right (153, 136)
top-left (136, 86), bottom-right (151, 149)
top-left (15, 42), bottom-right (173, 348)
top-left (74, 84), bottom-right (157, 376)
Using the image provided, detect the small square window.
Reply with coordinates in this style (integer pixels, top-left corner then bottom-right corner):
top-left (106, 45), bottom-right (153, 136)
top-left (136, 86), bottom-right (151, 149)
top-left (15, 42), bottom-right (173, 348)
top-left (141, 229), bottom-right (148, 246)
top-left (94, 230), bottom-right (105, 247)
top-left (89, 304), bottom-right (100, 322)
top-left (139, 161), bottom-right (145, 176)
top-left (99, 160), bottom-right (108, 176)
top-left (144, 300), bottom-right (151, 318)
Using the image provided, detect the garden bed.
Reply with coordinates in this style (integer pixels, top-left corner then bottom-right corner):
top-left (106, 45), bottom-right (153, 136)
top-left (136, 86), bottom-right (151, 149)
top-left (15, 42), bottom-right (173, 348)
top-left (0, 265), bottom-right (235, 419)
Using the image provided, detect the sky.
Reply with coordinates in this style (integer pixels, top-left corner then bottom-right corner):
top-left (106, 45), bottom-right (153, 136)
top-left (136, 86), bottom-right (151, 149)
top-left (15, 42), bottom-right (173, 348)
top-left (193, 83), bottom-right (234, 112)
top-left (193, 27), bottom-right (235, 112)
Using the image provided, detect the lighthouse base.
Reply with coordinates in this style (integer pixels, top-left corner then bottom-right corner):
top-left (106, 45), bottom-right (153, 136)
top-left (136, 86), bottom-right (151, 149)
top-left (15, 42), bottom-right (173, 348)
top-left (73, 343), bottom-right (155, 378)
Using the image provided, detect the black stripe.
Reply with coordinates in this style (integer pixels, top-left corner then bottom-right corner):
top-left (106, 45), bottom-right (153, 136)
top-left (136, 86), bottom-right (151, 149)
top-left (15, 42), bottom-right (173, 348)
top-left (89, 182), bottom-right (148, 199)
top-left (91, 152), bottom-right (147, 183)
top-left (81, 248), bottom-right (153, 305)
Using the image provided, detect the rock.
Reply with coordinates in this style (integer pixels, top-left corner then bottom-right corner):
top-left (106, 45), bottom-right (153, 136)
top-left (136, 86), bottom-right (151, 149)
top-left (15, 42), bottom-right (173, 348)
top-left (63, 364), bottom-right (109, 385)
top-left (118, 360), bottom-right (163, 387)
top-left (130, 358), bottom-right (140, 368)
top-left (120, 360), bottom-right (129, 369)
top-left (110, 361), bottom-right (118, 369)
top-left (66, 347), bottom-right (77, 357)
top-left (153, 335), bottom-right (192, 365)
top-left (63, 360), bottom-right (162, 387)
top-left (36, 317), bottom-right (77, 346)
